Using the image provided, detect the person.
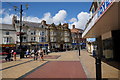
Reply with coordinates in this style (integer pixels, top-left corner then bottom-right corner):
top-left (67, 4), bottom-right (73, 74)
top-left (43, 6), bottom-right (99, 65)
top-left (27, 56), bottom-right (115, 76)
top-left (5, 48), bottom-right (11, 61)
top-left (13, 50), bottom-right (17, 61)
top-left (11, 49), bottom-right (14, 57)
top-left (39, 48), bottom-right (44, 61)
top-left (30, 49), bottom-right (35, 57)
top-left (34, 49), bottom-right (39, 60)
top-left (47, 49), bottom-right (50, 55)
top-left (25, 49), bottom-right (29, 58)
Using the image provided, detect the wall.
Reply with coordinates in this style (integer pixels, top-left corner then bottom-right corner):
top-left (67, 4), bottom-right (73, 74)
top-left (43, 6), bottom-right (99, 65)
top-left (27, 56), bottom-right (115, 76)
top-left (102, 31), bottom-right (112, 40)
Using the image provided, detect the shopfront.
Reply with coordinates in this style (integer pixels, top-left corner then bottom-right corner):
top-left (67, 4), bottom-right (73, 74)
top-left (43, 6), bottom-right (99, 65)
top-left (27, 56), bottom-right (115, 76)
top-left (82, 2), bottom-right (120, 61)
top-left (0, 44), bottom-right (16, 52)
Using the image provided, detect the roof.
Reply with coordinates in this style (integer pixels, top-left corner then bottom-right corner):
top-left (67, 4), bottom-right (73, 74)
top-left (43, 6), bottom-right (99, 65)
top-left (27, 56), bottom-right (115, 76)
top-left (0, 24), bottom-right (15, 30)
top-left (14, 20), bottom-right (49, 28)
top-left (22, 21), bottom-right (41, 27)
top-left (70, 28), bottom-right (83, 33)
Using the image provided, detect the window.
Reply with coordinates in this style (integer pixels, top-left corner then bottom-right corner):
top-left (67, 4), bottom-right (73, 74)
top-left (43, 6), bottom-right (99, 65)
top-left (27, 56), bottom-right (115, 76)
top-left (31, 37), bottom-right (36, 41)
top-left (50, 31), bottom-right (54, 36)
top-left (6, 31), bottom-right (9, 35)
top-left (91, 5), bottom-right (95, 14)
top-left (54, 32), bottom-right (56, 36)
top-left (40, 31), bottom-right (45, 36)
top-left (97, 0), bottom-right (102, 6)
top-left (22, 37), bottom-right (27, 42)
top-left (65, 38), bottom-right (69, 42)
top-left (39, 37), bottom-right (46, 42)
top-left (72, 39), bottom-right (75, 43)
top-left (50, 37), bottom-right (54, 42)
top-left (31, 31), bottom-right (36, 35)
top-left (3, 37), bottom-right (11, 44)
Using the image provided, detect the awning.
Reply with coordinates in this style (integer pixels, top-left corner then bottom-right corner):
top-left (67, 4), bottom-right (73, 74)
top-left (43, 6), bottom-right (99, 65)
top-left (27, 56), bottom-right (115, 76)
top-left (82, 2), bottom-right (119, 38)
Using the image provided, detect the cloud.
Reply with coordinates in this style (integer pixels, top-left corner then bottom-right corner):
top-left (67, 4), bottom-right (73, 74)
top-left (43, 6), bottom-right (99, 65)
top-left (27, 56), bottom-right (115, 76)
top-left (1, 9), bottom-right (67, 25)
top-left (53, 10), bottom-right (67, 24)
top-left (41, 12), bottom-right (53, 24)
top-left (69, 12), bottom-right (90, 30)
top-left (23, 16), bottom-right (41, 23)
top-left (1, 9), bottom-right (89, 30)
top-left (69, 18), bottom-right (77, 23)
top-left (0, 9), bottom-right (4, 14)
top-left (0, 14), bottom-right (15, 24)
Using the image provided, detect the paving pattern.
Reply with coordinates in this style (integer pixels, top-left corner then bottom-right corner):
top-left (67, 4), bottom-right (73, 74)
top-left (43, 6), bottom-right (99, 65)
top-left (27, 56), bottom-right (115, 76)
top-left (23, 61), bottom-right (86, 79)
top-left (1, 50), bottom-right (119, 79)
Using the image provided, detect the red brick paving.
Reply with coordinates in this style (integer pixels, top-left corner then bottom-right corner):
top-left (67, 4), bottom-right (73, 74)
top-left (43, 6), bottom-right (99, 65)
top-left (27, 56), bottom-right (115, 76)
top-left (43, 55), bottom-right (60, 59)
top-left (24, 61), bottom-right (86, 79)
top-left (28, 55), bottom-right (60, 59)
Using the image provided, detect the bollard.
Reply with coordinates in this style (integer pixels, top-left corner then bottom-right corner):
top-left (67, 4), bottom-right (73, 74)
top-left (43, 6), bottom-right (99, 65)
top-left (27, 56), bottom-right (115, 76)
top-left (95, 56), bottom-right (102, 80)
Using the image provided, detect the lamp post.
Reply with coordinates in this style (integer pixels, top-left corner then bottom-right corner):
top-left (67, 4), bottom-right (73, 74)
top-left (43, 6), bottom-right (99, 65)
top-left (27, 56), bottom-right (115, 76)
top-left (14, 4), bottom-right (28, 58)
top-left (77, 31), bottom-right (80, 56)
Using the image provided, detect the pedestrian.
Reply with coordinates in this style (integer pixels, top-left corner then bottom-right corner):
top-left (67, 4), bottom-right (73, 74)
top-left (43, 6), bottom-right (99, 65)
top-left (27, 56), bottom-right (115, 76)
top-left (25, 49), bottom-right (29, 58)
top-left (47, 49), bottom-right (50, 55)
top-left (13, 50), bottom-right (17, 61)
top-left (34, 50), bottom-right (39, 60)
top-left (31, 49), bottom-right (35, 57)
top-left (39, 48), bottom-right (44, 61)
top-left (5, 48), bottom-right (11, 61)
top-left (10, 49), bottom-right (14, 61)
top-left (11, 49), bottom-right (14, 57)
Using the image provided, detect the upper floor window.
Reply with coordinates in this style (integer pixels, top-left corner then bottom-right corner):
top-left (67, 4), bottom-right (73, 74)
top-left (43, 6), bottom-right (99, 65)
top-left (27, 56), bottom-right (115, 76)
top-left (64, 31), bottom-right (69, 36)
top-left (22, 36), bottom-right (27, 42)
top-left (50, 37), bottom-right (54, 42)
top-left (39, 37), bottom-right (46, 42)
top-left (31, 31), bottom-right (36, 35)
top-left (91, 6), bottom-right (95, 14)
top-left (31, 37), bottom-right (36, 41)
top-left (50, 31), bottom-right (54, 36)
top-left (40, 31), bottom-right (45, 36)
top-left (97, 0), bottom-right (102, 6)
top-left (3, 37), bottom-right (11, 44)
top-left (65, 38), bottom-right (69, 42)
top-left (6, 31), bottom-right (9, 35)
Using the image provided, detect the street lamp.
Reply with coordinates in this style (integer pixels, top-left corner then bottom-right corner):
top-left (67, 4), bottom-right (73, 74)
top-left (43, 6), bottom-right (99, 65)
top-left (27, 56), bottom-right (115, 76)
top-left (14, 4), bottom-right (29, 58)
top-left (77, 31), bottom-right (80, 56)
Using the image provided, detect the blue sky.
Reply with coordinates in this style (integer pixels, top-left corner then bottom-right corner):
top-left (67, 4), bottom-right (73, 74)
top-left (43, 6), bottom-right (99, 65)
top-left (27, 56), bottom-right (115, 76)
top-left (2, 2), bottom-right (91, 19)
top-left (1, 2), bottom-right (92, 29)
top-left (1, 2), bottom-right (96, 41)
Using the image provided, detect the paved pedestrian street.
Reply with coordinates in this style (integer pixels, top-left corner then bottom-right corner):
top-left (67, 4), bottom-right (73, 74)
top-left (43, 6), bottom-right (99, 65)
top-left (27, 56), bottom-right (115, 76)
top-left (0, 50), bottom-right (119, 80)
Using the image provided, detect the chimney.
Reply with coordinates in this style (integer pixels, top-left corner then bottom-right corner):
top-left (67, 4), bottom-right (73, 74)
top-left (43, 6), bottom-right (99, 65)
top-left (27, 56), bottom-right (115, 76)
top-left (63, 23), bottom-right (68, 27)
top-left (72, 25), bottom-right (75, 29)
top-left (12, 15), bottom-right (17, 27)
top-left (41, 20), bottom-right (46, 25)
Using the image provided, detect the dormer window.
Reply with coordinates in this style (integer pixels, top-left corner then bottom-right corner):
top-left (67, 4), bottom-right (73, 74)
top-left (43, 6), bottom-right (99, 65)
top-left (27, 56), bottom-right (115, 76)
top-left (42, 25), bottom-right (44, 28)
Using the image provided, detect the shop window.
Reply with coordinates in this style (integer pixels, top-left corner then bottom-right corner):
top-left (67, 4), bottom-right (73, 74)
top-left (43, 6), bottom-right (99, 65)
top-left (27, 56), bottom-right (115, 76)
top-left (103, 38), bottom-right (113, 50)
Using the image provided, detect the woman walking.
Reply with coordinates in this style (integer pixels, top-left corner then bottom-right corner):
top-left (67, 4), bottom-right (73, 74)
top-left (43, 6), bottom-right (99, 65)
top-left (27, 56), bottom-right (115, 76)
top-left (13, 51), bottom-right (17, 61)
top-left (39, 48), bottom-right (44, 61)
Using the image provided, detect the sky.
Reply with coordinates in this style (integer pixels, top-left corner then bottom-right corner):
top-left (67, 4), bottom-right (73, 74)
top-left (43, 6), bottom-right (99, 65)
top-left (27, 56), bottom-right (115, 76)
top-left (1, 2), bottom-right (92, 30)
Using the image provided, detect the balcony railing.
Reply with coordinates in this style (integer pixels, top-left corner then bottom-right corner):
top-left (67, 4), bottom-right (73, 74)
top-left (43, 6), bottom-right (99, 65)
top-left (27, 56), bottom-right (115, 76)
top-left (82, 0), bottom-right (115, 38)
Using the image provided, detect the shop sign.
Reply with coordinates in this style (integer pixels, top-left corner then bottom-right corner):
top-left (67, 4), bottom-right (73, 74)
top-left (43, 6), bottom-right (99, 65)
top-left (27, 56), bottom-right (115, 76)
top-left (98, 0), bottom-right (113, 18)
top-left (1, 44), bottom-right (16, 47)
top-left (72, 43), bottom-right (81, 45)
top-left (44, 44), bottom-right (48, 46)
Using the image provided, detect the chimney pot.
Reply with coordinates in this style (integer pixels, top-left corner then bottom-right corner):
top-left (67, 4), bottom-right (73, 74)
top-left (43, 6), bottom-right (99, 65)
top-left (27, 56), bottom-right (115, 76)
top-left (72, 25), bottom-right (75, 29)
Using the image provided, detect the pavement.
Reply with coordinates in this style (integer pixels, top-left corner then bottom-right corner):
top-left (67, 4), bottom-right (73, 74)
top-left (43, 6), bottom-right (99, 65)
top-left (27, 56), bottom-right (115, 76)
top-left (0, 50), bottom-right (119, 80)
